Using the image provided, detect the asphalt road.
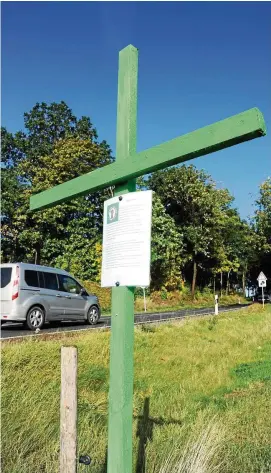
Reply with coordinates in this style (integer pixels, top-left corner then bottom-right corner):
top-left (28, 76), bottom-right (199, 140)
top-left (1, 304), bottom-right (249, 340)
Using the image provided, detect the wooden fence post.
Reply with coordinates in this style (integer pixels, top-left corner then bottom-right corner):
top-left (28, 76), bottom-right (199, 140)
top-left (60, 346), bottom-right (78, 473)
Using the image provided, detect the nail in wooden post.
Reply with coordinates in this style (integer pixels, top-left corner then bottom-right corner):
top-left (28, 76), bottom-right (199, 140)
top-left (60, 346), bottom-right (77, 473)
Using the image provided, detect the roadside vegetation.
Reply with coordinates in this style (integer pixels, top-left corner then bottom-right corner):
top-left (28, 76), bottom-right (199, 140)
top-left (83, 281), bottom-right (248, 314)
top-left (2, 304), bottom-right (271, 473)
top-left (2, 102), bottom-right (271, 298)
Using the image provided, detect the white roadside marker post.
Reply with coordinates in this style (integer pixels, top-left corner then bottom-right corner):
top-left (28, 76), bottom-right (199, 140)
top-left (215, 294), bottom-right (219, 315)
top-left (142, 287), bottom-right (147, 313)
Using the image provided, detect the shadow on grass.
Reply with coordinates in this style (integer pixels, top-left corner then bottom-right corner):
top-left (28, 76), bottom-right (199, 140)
top-left (135, 397), bottom-right (183, 473)
top-left (100, 449), bottom-right (108, 473)
top-left (99, 397), bottom-right (182, 473)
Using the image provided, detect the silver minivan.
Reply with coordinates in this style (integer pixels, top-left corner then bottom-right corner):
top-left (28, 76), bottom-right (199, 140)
top-left (0, 263), bottom-right (101, 330)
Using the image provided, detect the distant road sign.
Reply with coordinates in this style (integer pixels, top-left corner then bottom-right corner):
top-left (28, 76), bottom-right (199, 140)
top-left (257, 272), bottom-right (267, 288)
top-left (257, 271), bottom-right (267, 282)
top-left (257, 272), bottom-right (267, 307)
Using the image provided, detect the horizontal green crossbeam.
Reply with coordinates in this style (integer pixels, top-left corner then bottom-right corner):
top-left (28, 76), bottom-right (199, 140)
top-left (30, 107), bottom-right (266, 211)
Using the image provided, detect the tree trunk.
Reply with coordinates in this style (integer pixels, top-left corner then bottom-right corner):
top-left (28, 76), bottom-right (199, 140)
top-left (14, 236), bottom-right (18, 263)
top-left (191, 260), bottom-right (197, 300)
top-left (220, 271), bottom-right (223, 298)
top-left (226, 271), bottom-right (230, 296)
top-left (213, 276), bottom-right (216, 296)
top-left (35, 245), bottom-right (41, 265)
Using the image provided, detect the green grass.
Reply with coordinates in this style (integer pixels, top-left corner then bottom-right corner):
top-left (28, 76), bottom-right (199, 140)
top-left (2, 304), bottom-right (271, 473)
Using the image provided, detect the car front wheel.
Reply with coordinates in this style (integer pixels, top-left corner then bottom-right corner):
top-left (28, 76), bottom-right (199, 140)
top-left (87, 306), bottom-right (100, 325)
top-left (26, 306), bottom-right (45, 331)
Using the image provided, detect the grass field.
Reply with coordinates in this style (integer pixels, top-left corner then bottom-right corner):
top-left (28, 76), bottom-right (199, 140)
top-left (1, 304), bottom-right (271, 473)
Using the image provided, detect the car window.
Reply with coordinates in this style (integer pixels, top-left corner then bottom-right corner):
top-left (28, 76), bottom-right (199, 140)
top-left (58, 274), bottom-right (81, 294)
top-left (1, 268), bottom-right (12, 288)
top-left (43, 272), bottom-right (59, 291)
top-left (25, 270), bottom-right (39, 288)
top-left (38, 271), bottom-right (45, 288)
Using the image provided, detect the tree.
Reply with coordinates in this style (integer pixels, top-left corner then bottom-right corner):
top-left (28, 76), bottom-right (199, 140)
top-left (213, 217), bottom-right (254, 297)
top-left (3, 101), bottom-right (265, 294)
top-left (251, 177), bottom-right (271, 285)
top-left (1, 127), bottom-right (29, 262)
top-left (254, 178), bottom-right (271, 244)
top-left (1, 102), bottom-right (113, 281)
top-left (146, 166), bottom-right (234, 297)
top-left (19, 101), bottom-right (98, 165)
top-left (150, 193), bottom-right (185, 290)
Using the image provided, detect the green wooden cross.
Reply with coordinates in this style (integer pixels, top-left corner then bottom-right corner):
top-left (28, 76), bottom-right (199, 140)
top-left (30, 45), bottom-right (266, 473)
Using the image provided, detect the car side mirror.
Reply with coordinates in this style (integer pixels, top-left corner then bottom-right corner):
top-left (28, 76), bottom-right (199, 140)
top-left (80, 288), bottom-right (88, 296)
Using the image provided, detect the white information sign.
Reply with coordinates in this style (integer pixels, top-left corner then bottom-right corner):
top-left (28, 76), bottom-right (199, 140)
top-left (101, 190), bottom-right (152, 287)
top-left (257, 271), bottom-right (267, 288)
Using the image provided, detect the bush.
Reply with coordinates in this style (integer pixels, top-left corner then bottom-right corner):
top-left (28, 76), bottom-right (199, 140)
top-left (82, 281), bottom-right (111, 311)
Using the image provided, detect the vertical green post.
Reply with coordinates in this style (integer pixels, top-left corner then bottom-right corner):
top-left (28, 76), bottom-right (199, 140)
top-left (107, 45), bottom-right (138, 473)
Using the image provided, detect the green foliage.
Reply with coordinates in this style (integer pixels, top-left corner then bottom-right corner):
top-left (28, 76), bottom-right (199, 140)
top-left (251, 177), bottom-right (271, 284)
top-left (146, 166), bottom-right (237, 294)
top-left (1, 101), bottom-right (269, 294)
top-left (254, 177), bottom-right (271, 242)
top-left (54, 240), bottom-right (102, 282)
top-left (145, 165), bottom-right (269, 295)
top-left (134, 287), bottom-right (151, 299)
top-left (83, 281), bottom-right (111, 311)
top-left (1, 102), bottom-right (112, 281)
top-left (160, 288), bottom-right (168, 300)
top-left (150, 193), bottom-right (184, 290)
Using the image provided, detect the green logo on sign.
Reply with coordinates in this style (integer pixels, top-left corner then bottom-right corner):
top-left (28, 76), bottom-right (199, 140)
top-left (107, 203), bottom-right (119, 224)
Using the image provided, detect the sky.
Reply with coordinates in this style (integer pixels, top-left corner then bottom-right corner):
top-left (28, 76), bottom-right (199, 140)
top-left (2, 1), bottom-right (270, 219)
